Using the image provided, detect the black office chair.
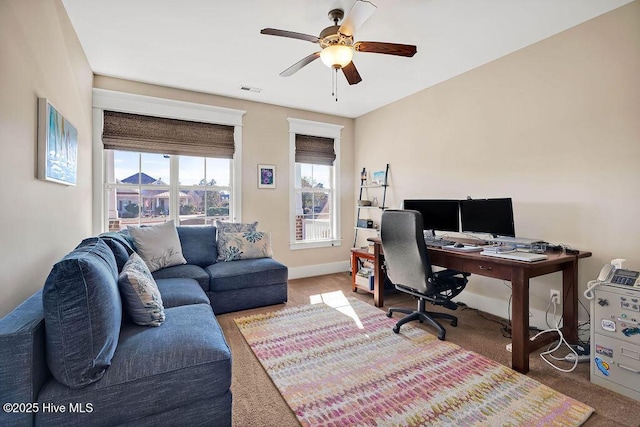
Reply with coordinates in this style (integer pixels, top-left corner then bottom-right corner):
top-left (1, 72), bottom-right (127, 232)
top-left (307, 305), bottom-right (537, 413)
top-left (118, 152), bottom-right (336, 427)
top-left (381, 209), bottom-right (470, 340)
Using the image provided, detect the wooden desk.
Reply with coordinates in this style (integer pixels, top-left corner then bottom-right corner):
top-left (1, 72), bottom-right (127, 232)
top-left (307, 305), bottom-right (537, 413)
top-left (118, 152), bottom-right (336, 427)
top-left (364, 238), bottom-right (591, 374)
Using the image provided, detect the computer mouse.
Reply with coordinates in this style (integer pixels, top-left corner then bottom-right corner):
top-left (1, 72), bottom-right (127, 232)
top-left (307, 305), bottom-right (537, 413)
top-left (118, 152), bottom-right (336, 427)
top-left (454, 243), bottom-right (464, 248)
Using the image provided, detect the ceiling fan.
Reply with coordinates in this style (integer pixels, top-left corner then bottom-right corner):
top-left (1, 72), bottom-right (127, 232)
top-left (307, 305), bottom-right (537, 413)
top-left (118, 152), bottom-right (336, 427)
top-left (260, 0), bottom-right (417, 86)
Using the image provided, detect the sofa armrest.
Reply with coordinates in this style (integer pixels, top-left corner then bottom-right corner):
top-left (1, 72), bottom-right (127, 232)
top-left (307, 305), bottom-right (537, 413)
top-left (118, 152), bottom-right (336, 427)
top-left (0, 290), bottom-right (49, 426)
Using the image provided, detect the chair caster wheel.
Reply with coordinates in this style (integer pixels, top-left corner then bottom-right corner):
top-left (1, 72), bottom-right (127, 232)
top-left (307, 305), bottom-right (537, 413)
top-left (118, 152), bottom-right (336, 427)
top-left (393, 325), bottom-right (400, 334)
top-left (386, 312), bottom-right (392, 318)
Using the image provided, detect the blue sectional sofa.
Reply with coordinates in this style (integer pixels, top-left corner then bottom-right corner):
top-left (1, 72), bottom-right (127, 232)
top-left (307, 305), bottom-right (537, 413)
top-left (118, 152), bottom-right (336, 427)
top-left (0, 225), bottom-right (288, 426)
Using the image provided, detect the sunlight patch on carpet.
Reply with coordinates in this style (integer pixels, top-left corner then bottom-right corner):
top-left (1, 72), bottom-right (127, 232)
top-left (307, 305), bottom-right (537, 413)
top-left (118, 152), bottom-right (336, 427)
top-left (235, 297), bottom-right (593, 426)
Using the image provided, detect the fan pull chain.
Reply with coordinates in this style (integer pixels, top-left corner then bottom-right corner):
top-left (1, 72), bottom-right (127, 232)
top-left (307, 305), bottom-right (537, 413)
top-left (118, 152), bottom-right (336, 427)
top-left (331, 68), bottom-right (338, 102)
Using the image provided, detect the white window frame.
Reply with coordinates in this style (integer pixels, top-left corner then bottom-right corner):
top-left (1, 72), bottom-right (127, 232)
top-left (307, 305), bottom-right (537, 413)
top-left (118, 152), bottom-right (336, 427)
top-left (288, 118), bottom-right (343, 250)
top-left (92, 89), bottom-right (245, 234)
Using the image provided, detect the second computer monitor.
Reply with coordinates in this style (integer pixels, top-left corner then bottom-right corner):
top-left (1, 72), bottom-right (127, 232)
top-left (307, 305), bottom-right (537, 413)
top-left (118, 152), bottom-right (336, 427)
top-left (403, 199), bottom-right (460, 234)
top-left (459, 197), bottom-right (516, 237)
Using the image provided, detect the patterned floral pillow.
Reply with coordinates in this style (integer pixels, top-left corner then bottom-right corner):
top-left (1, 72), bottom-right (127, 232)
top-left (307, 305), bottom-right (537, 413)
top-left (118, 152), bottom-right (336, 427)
top-left (118, 253), bottom-right (166, 326)
top-left (215, 220), bottom-right (258, 236)
top-left (214, 221), bottom-right (259, 262)
top-left (217, 231), bottom-right (273, 262)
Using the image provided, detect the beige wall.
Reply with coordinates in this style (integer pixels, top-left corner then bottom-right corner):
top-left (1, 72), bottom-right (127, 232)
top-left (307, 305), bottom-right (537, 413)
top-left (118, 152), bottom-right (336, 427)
top-left (354, 2), bottom-right (640, 326)
top-left (93, 76), bottom-right (355, 275)
top-left (0, 0), bottom-right (94, 317)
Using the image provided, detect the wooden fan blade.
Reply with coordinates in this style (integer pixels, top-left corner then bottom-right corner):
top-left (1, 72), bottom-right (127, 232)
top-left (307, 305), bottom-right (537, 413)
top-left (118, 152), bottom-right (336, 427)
top-left (342, 61), bottom-right (362, 85)
top-left (339, 1), bottom-right (377, 37)
top-left (354, 41), bottom-right (417, 57)
top-left (280, 52), bottom-right (321, 77)
top-left (260, 28), bottom-right (319, 44)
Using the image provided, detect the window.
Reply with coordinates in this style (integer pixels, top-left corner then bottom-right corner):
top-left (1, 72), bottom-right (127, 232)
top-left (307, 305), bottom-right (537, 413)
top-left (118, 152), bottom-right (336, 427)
top-left (93, 89), bottom-right (245, 233)
top-left (288, 118), bottom-right (343, 249)
top-left (104, 151), bottom-right (232, 230)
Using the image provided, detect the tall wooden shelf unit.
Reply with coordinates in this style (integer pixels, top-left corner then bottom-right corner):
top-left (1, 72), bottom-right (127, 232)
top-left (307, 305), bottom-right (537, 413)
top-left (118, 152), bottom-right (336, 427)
top-left (351, 164), bottom-right (389, 304)
top-left (353, 163), bottom-right (389, 248)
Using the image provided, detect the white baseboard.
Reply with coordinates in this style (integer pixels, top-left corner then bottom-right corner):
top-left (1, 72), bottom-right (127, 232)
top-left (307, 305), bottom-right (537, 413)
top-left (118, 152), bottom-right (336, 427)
top-left (288, 261), bottom-right (350, 280)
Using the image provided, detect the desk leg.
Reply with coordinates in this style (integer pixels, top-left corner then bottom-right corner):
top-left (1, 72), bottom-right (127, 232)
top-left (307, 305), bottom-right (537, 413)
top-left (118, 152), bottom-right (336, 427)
top-left (373, 244), bottom-right (384, 308)
top-left (511, 269), bottom-right (530, 374)
top-left (562, 257), bottom-right (579, 343)
top-left (351, 252), bottom-right (358, 293)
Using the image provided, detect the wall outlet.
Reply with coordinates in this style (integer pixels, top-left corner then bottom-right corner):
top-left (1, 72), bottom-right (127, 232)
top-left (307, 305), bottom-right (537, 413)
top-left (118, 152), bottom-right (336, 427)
top-left (550, 289), bottom-right (561, 304)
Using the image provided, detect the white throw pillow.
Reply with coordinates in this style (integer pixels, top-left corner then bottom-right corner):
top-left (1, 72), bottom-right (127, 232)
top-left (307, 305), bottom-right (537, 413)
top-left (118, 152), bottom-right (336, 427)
top-left (127, 220), bottom-right (187, 272)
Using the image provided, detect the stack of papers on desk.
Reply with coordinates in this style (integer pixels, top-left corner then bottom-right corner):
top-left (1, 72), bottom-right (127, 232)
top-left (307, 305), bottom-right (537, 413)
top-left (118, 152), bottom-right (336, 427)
top-left (480, 250), bottom-right (548, 262)
top-left (443, 244), bottom-right (484, 252)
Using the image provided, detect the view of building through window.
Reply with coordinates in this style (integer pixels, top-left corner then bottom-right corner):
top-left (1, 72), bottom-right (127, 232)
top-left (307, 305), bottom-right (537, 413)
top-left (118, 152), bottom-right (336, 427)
top-left (295, 163), bottom-right (333, 241)
top-left (105, 150), bottom-right (232, 230)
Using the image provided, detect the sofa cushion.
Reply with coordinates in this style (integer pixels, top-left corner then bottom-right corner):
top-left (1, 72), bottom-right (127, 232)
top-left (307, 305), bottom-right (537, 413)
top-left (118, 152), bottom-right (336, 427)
top-left (118, 253), bottom-right (166, 327)
top-left (206, 258), bottom-right (288, 292)
top-left (42, 238), bottom-right (121, 389)
top-left (152, 264), bottom-right (210, 292)
top-left (37, 304), bottom-right (231, 426)
top-left (176, 225), bottom-right (218, 267)
top-left (99, 232), bottom-right (135, 272)
top-left (155, 278), bottom-right (210, 308)
top-left (128, 220), bottom-right (187, 272)
top-left (98, 232), bottom-right (134, 272)
top-left (217, 231), bottom-right (273, 262)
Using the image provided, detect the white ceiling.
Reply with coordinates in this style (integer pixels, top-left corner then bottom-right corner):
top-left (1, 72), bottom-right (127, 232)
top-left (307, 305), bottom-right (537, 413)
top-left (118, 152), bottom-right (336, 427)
top-left (62, 0), bottom-right (631, 118)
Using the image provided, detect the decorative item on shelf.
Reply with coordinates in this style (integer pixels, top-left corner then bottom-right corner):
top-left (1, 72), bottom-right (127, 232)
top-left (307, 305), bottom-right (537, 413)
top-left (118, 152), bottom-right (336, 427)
top-left (358, 199), bottom-right (372, 206)
top-left (258, 164), bottom-right (276, 189)
top-left (355, 268), bottom-right (374, 291)
top-left (371, 170), bottom-right (386, 186)
top-left (357, 219), bottom-right (374, 229)
top-left (37, 98), bottom-right (78, 186)
top-left (371, 197), bottom-right (379, 207)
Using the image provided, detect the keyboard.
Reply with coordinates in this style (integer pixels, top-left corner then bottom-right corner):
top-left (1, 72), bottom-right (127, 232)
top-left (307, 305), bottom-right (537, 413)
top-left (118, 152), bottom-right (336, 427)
top-left (480, 250), bottom-right (548, 262)
top-left (425, 239), bottom-right (455, 247)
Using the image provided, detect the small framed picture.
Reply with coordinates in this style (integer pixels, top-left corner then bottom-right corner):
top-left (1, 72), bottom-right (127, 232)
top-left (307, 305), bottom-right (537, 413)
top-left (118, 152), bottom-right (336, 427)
top-left (258, 164), bottom-right (276, 189)
top-left (37, 98), bottom-right (78, 185)
top-left (372, 170), bottom-right (386, 186)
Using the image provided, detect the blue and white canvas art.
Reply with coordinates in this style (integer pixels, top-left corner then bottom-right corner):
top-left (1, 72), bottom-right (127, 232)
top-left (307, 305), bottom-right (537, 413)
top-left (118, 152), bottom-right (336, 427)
top-left (38, 98), bottom-right (78, 185)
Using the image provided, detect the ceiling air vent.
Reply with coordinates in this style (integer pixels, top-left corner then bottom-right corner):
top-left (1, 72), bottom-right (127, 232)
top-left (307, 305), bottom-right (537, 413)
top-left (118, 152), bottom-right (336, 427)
top-left (240, 86), bottom-right (262, 93)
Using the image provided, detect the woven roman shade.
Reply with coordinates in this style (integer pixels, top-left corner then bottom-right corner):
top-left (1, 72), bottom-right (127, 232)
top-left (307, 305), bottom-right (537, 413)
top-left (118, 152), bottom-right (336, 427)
top-left (102, 111), bottom-right (235, 158)
top-left (295, 134), bottom-right (336, 166)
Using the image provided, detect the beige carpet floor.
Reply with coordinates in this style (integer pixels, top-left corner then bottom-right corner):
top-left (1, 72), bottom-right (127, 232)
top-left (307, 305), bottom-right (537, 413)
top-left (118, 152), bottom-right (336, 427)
top-left (216, 273), bottom-right (640, 427)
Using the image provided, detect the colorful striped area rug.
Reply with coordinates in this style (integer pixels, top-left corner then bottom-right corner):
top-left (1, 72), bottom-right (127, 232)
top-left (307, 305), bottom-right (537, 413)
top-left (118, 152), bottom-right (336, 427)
top-left (235, 294), bottom-right (594, 426)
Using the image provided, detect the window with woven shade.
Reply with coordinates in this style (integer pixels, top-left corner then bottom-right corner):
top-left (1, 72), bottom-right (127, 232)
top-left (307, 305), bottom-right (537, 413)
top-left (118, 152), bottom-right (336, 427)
top-left (101, 110), bottom-right (236, 230)
top-left (288, 118), bottom-right (343, 249)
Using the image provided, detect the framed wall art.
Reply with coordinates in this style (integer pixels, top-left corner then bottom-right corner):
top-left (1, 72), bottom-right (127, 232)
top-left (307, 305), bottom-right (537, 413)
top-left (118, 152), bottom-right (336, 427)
top-left (258, 164), bottom-right (276, 189)
top-left (37, 98), bottom-right (78, 185)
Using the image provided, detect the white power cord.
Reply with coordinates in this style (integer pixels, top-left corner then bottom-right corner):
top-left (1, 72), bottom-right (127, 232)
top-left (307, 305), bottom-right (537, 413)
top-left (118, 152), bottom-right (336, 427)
top-left (529, 299), bottom-right (579, 373)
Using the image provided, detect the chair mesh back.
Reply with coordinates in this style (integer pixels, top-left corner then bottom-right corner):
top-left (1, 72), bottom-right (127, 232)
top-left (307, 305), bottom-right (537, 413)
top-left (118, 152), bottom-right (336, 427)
top-left (380, 210), bottom-right (434, 293)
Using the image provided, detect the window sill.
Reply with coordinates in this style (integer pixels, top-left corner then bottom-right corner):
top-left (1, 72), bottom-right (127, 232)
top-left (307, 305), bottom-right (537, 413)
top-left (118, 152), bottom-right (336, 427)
top-left (289, 239), bottom-right (342, 250)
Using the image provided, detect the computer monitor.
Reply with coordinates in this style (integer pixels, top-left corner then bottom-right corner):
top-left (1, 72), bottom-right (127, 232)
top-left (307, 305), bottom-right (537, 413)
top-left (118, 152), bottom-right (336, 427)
top-left (459, 198), bottom-right (516, 237)
top-left (402, 199), bottom-right (460, 235)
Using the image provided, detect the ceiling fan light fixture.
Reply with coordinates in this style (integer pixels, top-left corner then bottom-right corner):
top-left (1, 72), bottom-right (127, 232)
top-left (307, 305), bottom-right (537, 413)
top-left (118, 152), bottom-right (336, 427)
top-left (320, 44), bottom-right (354, 69)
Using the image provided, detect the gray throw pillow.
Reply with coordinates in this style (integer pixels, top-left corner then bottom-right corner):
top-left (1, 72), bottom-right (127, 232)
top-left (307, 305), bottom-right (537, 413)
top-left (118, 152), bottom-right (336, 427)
top-left (118, 253), bottom-right (166, 327)
top-left (128, 220), bottom-right (187, 272)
